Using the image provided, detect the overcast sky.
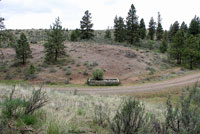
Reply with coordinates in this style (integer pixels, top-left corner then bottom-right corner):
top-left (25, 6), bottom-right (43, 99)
top-left (0, 0), bottom-right (199, 30)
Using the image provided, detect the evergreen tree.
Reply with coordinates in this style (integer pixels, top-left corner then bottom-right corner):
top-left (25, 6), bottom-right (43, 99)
top-left (169, 30), bottom-right (185, 64)
top-left (0, 17), bottom-right (5, 30)
top-left (184, 35), bottom-right (199, 69)
top-left (189, 16), bottom-right (200, 36)
top-left (114, 16), bottom-right (126, 42)
top-left (163, 30), bottom-right (169, 41)
top-left (80, 10), bottom-right (94, 40)
top-left (44, 17), bottom-right (66, 62)
top-left (139, 18), bottom-right (146, 39)
top-left (159, 40), bottom-right (168, 53)
top-left (104, 27), bottom-right (111, 39)
top-left (0, 0), bottom-right (5, 47)
top-left (126, 4), bottom-right (139, 45)
top-left (15, 33), bottom-right (32, 65)
top-left (168, 21), bottom-right (179, 41)
top-left (156, 12), bottom-right (163, 40)
top-left (148, 17), bottom-right (156, 40)
top-left (70, 29), bottom-right (81, 42)
top-left (180, 21), bottom-right (188, 33)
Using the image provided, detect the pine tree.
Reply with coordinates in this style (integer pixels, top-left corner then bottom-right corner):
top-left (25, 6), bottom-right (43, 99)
top-left (126, 4), bottom-right (139, 45)
top-left (114, 16), bottom-right (126, 42)
top-left (189, 16), bottom-right (200, 36)
top-left (139, 18), bottom-right (146, 39)
top-left (15, 33), bottom-right (32, 65)
top-left (44, 17), bottom-right (66, 62)
top-left (168, 21), bottom-right (179, 41)
top-left (0, 0), bottom-right (5, 47)
top-left (156, 12), bottom-right (163, 40)
top-left (70, 29), bottom-right (81, 42)
top-left (148, 17), bottom-right (156, 40)
top-left (159, 40), bottom-right (168, 53)
top-left (80, 10), bottom-right (94, 40)
top-left (180, 21), bottom-right (188, 33)
top-left (184, 35), bottom-right (199, 69)
top-left (104, 27), bottom-right (111, 39)
top-left (169, 30), bottom-right (185, 64)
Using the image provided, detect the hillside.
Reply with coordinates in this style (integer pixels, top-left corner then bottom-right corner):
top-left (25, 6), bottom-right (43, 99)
top-left (0, 40), bottom-right (187, 85)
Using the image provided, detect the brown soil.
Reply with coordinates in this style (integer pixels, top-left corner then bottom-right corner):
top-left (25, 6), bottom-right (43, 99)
top-left (0, 42), bottom-right (176, 84)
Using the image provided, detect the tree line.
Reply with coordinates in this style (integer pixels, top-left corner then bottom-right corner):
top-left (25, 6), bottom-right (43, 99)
top-left (1, 1), bottom-right (200, 69)
top-left (113, 4), bottom-right (200, 69)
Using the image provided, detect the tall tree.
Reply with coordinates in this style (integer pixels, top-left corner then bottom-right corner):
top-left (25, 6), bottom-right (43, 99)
top-left (44, 17), bottom-right (66, 62)
top-left (180, 21), bottom-right (188, 33)
top-left (168, 21), bottom-right (179, 41)
top-left (15, 33), bottom-right (32, 65)
top-left (0, 0), bottom-right (5, 47)
top-left (80, 10), bottom-right (94, 40)
top-left (126, 4), bottom-right (139, 45)
top-left (139, 18), bottom-right (146, 39)
top-left (156, 12), bottom-right (163, 40)
top-left (114, 16), bottom-right (126, 42)
top-left (169, 30), bottom-right (185, 64)
top-left (184, 35), bottom-right (199, 69)
top-left (148, 17), bottom-right (156, 40)
top-left (189, 16), bottom-right (200, 36)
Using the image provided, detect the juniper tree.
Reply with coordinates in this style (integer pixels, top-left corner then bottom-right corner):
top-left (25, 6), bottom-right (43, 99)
top-left (15, 33), bottom-right (32, 65)
top-left (148, 17), bottom-right (156, 40)
top-left (44, 17), bottom-right (66, 62)
top-left (114, 16), bottom-right (126, 42)
top-left (156, 12), bottom-right (163, 40)
top-left (80, 10), bottom-right (94, 40)
top-left (126, 4), bottom-right (139, 45)
top-left (139, 18), bottom-right (146, 39)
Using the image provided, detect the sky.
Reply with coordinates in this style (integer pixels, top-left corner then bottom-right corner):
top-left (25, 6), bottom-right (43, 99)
top-left (0, 0), bottom-right (199, 30)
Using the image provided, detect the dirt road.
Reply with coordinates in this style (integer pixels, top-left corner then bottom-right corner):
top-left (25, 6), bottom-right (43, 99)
top-left (45, 72), bottom-right (200, 94)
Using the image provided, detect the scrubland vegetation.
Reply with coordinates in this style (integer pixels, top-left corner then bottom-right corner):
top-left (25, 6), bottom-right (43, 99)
top-left (1, 0), bottom-right (200, 133)
top-left (0, 84), bottom-right (200, 133)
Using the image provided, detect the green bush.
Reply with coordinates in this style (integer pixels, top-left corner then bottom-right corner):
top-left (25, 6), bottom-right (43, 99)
top-left (0, 86), bottom-right (48, 133)
top-left (66, 70), bottom-right (71, 76)
top-left (29, 64), bottom-right (35, 75)
top-left (92, 68), bottom-right (104, 80)
top-left (165, 84), bottom-right (200, 133)
top-left (109, 98), bottom-right (150, 134)
top-left (70, 29), bottom-right (81, 42)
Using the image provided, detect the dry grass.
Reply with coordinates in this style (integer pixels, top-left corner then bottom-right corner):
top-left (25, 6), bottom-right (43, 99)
top-left (0, 84), bottom-right (168, 133)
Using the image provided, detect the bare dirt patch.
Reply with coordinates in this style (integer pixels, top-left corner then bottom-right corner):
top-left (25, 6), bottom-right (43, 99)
top-left (0, 42), bottom-right (177, 84)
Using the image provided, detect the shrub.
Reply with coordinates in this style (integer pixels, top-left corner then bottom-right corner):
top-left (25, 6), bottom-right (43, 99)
top-left (109, 98), bottom-right (151, 134)
top-left (49, 68), bottom-right (57, 73)
top-left (29, 64), bottom-right (35, 75)
top-left (0, 86), bottom-right (48, 133)
top-left (94, 104), bottom-right (108, 127)
top-left (165, 84), bottom-right (200, 133)
top-left (92, 69), bottom-right (104, 80)
top-left (70, 29), bottom-right (81, 42)
top-left (66, 70), bottom-right (71, 76)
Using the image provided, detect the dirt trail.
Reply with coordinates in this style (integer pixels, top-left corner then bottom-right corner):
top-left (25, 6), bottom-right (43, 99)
top-left (45, 72), bottom-right (200, 94)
